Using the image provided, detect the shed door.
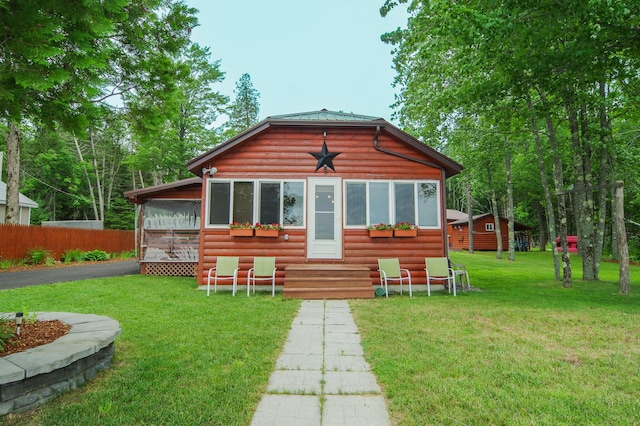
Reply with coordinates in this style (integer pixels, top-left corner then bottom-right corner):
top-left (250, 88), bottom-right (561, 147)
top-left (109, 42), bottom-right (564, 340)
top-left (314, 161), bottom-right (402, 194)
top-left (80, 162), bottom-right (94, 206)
top-left (307, 177), bottom-right (342, 259)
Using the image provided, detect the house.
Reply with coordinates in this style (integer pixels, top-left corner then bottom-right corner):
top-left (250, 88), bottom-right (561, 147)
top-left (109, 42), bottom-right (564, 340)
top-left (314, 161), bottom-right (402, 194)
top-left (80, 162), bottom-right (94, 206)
top-left (448, 213), bottom-right (531, 251)
top-left (0, 180), bottom-right (39, 225)
top-left (125, 109), bottom-right (463, 297)
top-left (446, 209), bottom-right (468, 223)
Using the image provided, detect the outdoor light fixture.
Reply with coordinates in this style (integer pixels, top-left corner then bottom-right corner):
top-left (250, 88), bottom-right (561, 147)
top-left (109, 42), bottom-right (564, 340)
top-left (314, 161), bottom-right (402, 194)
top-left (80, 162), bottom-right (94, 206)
top-left (15, 312), bottom-right (23, 336)
top-left (201, 167), bottom-right (218, 176)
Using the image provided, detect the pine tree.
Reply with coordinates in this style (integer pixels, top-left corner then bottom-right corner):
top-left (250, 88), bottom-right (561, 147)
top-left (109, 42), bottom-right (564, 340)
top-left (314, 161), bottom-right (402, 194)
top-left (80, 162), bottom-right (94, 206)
top-left (227, 73), bottom-right (260, 136)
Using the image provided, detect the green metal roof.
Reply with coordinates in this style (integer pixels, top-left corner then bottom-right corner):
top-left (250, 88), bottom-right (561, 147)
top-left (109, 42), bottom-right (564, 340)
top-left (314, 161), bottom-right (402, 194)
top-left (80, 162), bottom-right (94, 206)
top-left (267, 109), bottom-right (381, 122)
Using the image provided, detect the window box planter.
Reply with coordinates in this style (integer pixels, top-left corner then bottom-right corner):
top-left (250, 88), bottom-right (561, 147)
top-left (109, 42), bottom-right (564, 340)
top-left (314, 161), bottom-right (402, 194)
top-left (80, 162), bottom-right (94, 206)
top-left (369, 229), bottom-right (393, 238)
top-left (230, 228), bottom-right (254, 237)
top-left (393, 229), bottom-right (418, 238)
top-left (255, 229), bottom-right (279, 238)
top-left (394, 229), bottom-right (418, 237)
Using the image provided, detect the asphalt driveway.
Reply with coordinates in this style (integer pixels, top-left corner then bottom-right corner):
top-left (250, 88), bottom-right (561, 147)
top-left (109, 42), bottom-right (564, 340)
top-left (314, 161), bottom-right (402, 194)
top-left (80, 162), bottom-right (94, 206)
top-left (0, 260), bottom-right (140, 290)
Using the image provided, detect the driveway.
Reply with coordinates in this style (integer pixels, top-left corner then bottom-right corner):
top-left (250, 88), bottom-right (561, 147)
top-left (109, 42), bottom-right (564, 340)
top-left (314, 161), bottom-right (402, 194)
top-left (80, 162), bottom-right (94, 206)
top-left (0, 260), bottom-right (140, 290)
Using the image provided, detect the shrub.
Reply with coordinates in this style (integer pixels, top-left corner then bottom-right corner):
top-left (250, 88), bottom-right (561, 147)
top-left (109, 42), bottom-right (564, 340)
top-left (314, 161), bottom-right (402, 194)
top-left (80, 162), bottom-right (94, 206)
top-left (83, 250), bottom-right (111, 261)
top-left (26, 247), bottom-right (53, 265)
top-left (61, 249), bottom-right (85, 263)
top-left (112, 250), bottom-right (136, 259)
top-left (0, 258), bottom-right (18, 270)
top-left (0, 315), bottom-right (16, 352)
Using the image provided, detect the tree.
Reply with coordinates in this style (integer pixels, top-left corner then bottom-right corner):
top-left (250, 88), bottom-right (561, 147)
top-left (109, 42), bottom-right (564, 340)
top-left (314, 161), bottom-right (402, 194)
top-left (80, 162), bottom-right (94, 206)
top-left (126, 43), bottom-right (228, 186)
top-left (226, 73), bottom-right (260, 136)
top-left (381, 0), bottom-right (640, 287)
top-left (0, 0), bottom-right (197, 222)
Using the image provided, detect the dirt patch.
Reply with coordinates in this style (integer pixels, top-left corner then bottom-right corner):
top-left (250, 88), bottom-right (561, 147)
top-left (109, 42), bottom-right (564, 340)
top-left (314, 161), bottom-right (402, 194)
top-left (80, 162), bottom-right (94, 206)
top-left (1, 320), bottom-right (71, 357)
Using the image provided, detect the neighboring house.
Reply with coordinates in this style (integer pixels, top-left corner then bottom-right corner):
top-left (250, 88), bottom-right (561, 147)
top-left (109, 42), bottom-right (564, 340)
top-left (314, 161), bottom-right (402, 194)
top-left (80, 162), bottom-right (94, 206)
top-left (0, 180), bottom-right (38, 225)
top-left (446, 209), bottom-right (468, 223)
top-left (448, 213), bottom-right (531, 251)
top-left (125, 110), bottom-right (463, 297)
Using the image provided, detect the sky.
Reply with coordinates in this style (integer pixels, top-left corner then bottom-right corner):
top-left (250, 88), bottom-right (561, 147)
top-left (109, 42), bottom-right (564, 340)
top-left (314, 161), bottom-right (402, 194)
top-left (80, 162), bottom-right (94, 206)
top-left (185, 1), bottom-right (409, 124)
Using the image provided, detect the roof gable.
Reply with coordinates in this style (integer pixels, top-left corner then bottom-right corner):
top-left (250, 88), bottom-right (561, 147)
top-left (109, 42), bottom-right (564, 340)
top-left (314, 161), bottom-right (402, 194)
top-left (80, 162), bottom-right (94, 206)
top-left (0, 180), bottom-right (39, 208)
top-left (187, 109), bottom-right (463, 178)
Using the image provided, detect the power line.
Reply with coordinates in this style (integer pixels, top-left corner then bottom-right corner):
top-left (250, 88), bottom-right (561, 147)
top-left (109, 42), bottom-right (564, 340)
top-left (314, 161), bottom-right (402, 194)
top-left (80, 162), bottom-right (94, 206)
top-left (20, 168), bottom-right (84, 199)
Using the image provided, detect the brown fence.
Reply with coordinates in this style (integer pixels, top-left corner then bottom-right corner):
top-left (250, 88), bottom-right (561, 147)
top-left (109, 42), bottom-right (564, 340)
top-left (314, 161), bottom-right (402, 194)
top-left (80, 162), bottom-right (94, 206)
top-left (0, 224), bottom-right (135, 260)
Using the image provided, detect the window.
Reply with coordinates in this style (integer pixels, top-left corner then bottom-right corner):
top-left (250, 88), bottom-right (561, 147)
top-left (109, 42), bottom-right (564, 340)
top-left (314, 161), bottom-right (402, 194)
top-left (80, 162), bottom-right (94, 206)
top-left (344, 180), bottom-right (440, 228)
top-left (485, 222), bottom-right (495, 232)
top-left (345, 182), bottom-right (366, 226)
top-left (206, 179), bottom-right (305, 227)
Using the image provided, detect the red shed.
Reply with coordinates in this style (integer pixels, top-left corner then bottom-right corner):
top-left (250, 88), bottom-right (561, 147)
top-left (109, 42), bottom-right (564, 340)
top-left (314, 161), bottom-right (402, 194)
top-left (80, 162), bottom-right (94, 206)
top-left (126, 110), bottom-right (463, 298)
top-left (448, 213), bottom-right (531, 251)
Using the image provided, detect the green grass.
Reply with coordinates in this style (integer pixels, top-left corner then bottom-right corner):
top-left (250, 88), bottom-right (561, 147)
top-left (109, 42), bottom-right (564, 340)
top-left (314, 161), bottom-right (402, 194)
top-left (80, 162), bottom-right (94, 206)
top-left (1, 251), bottom-right (639, 425)
top-left (351, 251), bottom-right (640, 425)
top-left (0, 277), bottom-right (300, 425)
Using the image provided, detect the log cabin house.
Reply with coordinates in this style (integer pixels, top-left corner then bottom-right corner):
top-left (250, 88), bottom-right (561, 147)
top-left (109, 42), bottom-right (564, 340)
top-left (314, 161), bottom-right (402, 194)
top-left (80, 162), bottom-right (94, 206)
top-left (448, 213), bottom-right (532, 252)
top-left (125, 110), bottom-right (463, 298)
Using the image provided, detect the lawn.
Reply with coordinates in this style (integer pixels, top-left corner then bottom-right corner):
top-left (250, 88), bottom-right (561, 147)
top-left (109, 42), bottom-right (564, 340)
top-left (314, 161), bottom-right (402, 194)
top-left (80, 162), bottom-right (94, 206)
top-left (352, 251), bottom-right (640, 425)
top-left (1, 251), bottom-right (639, 425)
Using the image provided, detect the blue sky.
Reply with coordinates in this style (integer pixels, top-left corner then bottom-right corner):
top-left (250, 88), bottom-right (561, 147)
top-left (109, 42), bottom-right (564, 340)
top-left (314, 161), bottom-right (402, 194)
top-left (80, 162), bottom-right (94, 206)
top-left (186, 1), bottom-right (408, 123)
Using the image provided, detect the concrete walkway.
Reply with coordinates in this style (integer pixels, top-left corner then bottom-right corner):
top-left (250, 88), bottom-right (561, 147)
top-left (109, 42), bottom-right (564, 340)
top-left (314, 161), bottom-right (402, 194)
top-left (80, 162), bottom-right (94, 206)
top-left (251, 300), bottom-right (391, 426)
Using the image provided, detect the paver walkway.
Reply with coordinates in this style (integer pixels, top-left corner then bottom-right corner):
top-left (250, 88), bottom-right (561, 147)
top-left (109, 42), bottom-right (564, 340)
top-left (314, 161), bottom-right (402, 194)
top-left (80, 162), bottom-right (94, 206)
top-left (251, 300), bottom-right (391, 426)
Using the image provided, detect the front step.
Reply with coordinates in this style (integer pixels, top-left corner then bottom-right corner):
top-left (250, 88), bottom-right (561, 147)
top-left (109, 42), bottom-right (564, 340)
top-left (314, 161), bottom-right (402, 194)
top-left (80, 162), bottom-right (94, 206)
top-left (284, 264), bottom-right (374, 299)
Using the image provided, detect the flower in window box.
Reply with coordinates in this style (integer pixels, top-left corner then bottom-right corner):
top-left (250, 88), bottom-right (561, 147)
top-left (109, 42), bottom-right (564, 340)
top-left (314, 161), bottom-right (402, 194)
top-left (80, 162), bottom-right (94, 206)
top-left (229, 222), bottom-right (254, 236)
top-left (393, 222), bottom-right (418, 237)
top-left (368, 223), bottom-right (393, 237)
top-left (254, 223), bottom-right (282, 231)
top-left (254, 223), bottom-right (281, 237)
top-left (393, 222), bottom-right (417, 230)
top-left (229, 222), bottom-right (253, 229)
top-left (368, 223), bottom-right (393, 231)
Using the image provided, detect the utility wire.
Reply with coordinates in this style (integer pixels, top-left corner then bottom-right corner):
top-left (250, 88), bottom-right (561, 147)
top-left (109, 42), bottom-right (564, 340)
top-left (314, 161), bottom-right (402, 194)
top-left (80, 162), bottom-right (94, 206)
top-left (20, 168), bottom-right (85, 199)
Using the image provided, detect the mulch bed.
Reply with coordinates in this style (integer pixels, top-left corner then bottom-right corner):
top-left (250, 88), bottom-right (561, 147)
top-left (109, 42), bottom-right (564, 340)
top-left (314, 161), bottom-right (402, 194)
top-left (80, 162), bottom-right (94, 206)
top-left (1, 320), bottom-right (71, 357)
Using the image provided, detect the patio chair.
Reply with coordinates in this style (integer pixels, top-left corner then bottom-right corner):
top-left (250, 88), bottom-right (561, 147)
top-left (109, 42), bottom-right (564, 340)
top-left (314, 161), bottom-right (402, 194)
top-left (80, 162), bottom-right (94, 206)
top-left (425, 257), bottom-right (456, 296)
top-left (377, 258), bottom-right (412, 298)
top-left (450, 260), bottom-right (471, 291)
top-left (207, 256), bottom-right (239, 296)
top-left (247, 257), bottom-right (277, 297)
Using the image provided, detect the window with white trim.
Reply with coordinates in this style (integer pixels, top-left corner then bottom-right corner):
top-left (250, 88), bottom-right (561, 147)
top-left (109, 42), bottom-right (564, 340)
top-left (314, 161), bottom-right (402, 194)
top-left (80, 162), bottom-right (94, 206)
top-left (344, 180), bottom-right (440, 228)
top-left (206, 179), bottom-right (305, 227)
top-left (485, 222), bottom-right (495, 232)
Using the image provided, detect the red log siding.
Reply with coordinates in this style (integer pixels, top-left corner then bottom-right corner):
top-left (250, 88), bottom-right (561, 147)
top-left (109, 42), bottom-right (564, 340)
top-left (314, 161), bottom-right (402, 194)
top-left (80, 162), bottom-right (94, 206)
top-left (448, 217), bottom-right (511, 251)
top-left (0, 224), bottom-right (134, 260)
top-left (196, 127), bottom-right (448, 285)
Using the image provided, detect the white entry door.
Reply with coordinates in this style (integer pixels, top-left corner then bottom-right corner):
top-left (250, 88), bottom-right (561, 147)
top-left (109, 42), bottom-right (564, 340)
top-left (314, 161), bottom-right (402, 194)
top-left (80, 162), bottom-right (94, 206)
top-left (307, 177), bottom-right (342, 259)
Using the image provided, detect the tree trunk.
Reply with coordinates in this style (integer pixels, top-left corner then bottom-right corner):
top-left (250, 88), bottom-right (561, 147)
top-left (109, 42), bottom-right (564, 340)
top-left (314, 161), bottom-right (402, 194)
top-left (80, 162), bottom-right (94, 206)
top-left (610, 168), bottom-right (619, 260)
top-left (487, 166), bottom-right (502, 259)
top-left (73, 136), bottom-right (100, 220)
top-left (89, 133), bottom-right (105, 221)
top-left (535, 200), bottom-right (548, 251)
top-left (505, 137), bottom-right (515, 261)
top-left (527, 94), bottom-right (560, 279)
top-left (565, 98), bottom-right (596, 280)
top-left (594, 81), bottom-right (612, 277)
top-left (540, 91), bottom-right (571, 287)
top-left (5, 121), bottom-right (21, 224)
top-left (614, 184), bottom-right (630, 295)
top-left (466, 174), bottom-right (474, 254)
top-left (593, 147), bottom-right (609, 280)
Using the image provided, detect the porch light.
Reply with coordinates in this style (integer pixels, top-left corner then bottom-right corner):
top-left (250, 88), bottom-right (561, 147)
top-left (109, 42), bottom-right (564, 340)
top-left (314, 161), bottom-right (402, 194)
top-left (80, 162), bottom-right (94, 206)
top-left (15, 312), bottom-right (23, 336)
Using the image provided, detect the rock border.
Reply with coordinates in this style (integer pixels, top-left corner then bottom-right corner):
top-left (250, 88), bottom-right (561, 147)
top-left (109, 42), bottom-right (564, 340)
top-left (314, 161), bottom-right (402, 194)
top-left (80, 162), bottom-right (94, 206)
top-left (0, 312), bottom-right (121, 416)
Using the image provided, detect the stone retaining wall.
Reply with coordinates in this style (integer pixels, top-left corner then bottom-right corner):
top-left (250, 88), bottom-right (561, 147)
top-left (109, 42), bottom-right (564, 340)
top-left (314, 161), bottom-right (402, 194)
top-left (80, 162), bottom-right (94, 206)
top-left (0, 313), bottom-right (121, 416)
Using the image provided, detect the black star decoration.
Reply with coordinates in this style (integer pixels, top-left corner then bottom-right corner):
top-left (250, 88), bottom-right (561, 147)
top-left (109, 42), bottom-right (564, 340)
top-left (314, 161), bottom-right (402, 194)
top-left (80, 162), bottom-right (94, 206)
top-left (309, 141), bottom-right (341, 172)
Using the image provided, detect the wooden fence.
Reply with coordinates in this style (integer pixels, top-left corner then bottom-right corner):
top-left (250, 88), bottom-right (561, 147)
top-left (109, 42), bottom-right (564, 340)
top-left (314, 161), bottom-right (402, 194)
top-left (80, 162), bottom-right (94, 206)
top-left (0, 224), bottom-right (134, 260)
